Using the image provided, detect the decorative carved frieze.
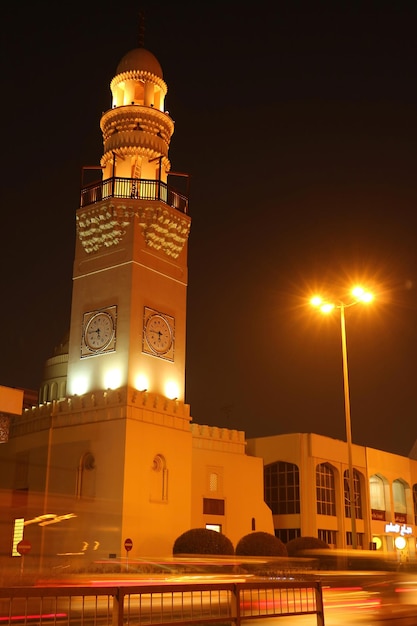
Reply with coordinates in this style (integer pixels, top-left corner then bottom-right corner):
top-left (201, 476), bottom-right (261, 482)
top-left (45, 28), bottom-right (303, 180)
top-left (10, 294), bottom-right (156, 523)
top-left (136, 206), bottom-right (190, 258)
top-left (77, 203), bottom-right (190, 258)
top-left (77, 205), bottom-right (131, 253)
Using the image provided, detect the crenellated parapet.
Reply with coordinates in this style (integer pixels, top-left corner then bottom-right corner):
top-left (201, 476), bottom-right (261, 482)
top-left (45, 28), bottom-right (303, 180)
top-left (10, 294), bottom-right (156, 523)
top-left (10, 386), bottom-right (192, 439)
top-left (191, 423), bottom-right (246, 454)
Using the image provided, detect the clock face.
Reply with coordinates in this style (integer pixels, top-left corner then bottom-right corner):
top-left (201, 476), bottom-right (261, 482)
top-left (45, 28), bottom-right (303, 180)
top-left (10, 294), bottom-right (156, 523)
top-left (144, 314), bottom-right (173, 355)
top-left (84, 311), bottom-right (115, 351)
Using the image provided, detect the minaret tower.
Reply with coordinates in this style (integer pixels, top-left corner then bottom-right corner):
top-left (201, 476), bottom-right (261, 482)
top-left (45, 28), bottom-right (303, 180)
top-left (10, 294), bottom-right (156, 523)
top-left (1, 20), bottom-right (275, 566)
top-left (67, 25), bottom-right (190, 401)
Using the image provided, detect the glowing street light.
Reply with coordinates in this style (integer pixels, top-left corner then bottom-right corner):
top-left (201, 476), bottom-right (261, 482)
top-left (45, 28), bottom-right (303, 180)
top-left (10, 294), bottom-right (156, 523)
top-left (310, 286), bottom-right (374, 550)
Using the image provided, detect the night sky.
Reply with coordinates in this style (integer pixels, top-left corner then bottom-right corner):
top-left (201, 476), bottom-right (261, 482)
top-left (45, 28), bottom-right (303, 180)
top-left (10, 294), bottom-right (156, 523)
top-left (2, 2), bottom-right (416, 456)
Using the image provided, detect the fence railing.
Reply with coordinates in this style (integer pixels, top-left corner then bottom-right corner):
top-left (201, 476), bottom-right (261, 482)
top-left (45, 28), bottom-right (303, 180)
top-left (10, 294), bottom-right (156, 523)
top-left (0, 579), bottom-right (325, 626)
top-left (80, 177), bottom-right (188, 213)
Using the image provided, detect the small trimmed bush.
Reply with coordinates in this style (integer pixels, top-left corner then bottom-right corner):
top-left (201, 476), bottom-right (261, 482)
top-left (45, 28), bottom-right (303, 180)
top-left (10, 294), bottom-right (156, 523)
top-left (286, 536), bottom-right (329, 557)
top-left (235, 532), bottom-right (287, 557)
top-left (173, 528), bottom-right (234, 555)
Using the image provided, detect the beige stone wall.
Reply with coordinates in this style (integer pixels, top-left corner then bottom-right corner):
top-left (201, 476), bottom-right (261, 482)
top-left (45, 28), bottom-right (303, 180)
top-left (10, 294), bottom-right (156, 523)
top-left (247, 432), bottom-right (417, 557)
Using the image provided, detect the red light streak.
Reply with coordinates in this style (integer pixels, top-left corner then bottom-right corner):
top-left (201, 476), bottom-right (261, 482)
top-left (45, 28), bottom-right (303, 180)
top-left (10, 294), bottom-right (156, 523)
top-left (0, 614), bottom-right (67, 622)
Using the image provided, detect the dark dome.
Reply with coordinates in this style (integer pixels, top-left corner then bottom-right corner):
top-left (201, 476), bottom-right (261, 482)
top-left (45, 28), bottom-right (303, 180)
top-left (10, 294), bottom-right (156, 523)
top-left (116, 47), bottom-right (163, 78)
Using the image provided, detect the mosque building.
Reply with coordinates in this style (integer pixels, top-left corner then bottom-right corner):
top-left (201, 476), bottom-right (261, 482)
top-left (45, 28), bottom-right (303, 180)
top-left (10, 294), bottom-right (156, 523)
top-left (0, 31), bottom-right (415, 572)
top-left (0, 39), bottom-right (273, 570)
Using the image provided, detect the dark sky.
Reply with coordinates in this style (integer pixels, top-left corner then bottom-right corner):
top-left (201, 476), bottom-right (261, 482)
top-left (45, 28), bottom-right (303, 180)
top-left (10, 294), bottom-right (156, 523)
top-left (2, 2), bottom-right (416, 457)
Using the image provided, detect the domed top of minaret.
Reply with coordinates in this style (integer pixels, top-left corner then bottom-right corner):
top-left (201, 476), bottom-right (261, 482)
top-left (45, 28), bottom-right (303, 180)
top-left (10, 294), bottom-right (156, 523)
top-left (116, 47), bottom-right (163, 78)
top-left (116, 12), bottom-right (163, 78)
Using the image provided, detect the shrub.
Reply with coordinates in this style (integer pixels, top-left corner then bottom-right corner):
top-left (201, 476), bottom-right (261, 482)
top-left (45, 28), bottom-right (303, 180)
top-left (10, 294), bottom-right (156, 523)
top-left (173, 528), bottom-right (234, 555)
top-left (286, 536), bottom-right (329, 557)
top-left (235, 532), bottom-right (287, 557)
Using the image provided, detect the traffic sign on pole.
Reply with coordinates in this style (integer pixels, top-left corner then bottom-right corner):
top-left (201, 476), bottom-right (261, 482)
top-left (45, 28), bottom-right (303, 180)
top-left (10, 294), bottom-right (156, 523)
top-left (17, 539), bottom-right (32, 555)
top-left (124, 538), bottom-right (133, 552)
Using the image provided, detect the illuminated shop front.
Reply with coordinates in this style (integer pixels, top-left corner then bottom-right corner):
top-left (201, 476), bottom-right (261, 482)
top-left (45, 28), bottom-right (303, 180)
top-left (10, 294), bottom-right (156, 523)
top-left (247, 432), bottom-right (417, 557)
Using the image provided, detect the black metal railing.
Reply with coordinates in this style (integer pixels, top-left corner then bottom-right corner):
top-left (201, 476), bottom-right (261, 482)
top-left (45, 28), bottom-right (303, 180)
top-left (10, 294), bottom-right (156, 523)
top-left (80, 177), bottom-right (188, 213)
top-left (0, 579), bottom-right (325, 626)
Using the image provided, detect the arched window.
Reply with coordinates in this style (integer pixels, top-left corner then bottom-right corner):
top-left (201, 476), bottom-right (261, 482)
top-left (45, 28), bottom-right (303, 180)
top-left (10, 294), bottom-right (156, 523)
top-left (413, 484), bottom-right (417, 525)
top-left (150, 454), bottom-right (168, 502)
top-left (369, 474), bottom-right (387, 521)
top-left (59, 381), bottom-right (67, 398)
top-left (50, 382), bottom-right (58, 401)
top-left (343, 469), bottom-right (363, 519)
top-left (76, 452), bottom-right (96, 499)
top-left (42, 384), bottom-right (49, 404)
top-left (393, 479), bottom-right (408, 523)
top-left (316, 463), bottom-right (336, 516)
top-left (264, 461), bottom-right (300, 514)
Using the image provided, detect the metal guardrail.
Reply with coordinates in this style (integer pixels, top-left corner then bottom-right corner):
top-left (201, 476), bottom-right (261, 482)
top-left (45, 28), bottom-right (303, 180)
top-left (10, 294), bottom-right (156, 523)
top-left (80, 177), bottom-right (188, 213)
top-left (0, 580), bottom-right (325, 626)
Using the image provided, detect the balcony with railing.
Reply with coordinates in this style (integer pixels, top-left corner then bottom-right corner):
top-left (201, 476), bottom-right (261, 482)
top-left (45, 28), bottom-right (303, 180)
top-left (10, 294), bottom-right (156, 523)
top-left (80, 177), bottom-right (188, 213)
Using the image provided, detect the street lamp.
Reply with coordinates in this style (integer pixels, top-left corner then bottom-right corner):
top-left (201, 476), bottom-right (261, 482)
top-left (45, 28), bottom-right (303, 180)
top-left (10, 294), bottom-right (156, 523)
top-left (310, 286), bottom-right (373, 550)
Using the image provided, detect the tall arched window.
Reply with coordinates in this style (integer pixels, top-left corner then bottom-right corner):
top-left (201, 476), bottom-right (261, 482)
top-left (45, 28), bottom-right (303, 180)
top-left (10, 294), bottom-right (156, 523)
top-left (59, 381), bottom-right (67, 398)
top-left (150, 454), bottom-right (168, 502)
top-left (41, 384), bottom-right (49, 404)
top-left (76, 452), bottom-right (96, 499)
top-left (264, 461), bottom-right (300, 514)
top-left (50, 382), bottom-right (58, 401)
top-left (343, 469), bottom-right (363, 519)
top-left (316, 463), bottom-right (336, 516)
top-left (413, 484), bottom-right (417, 525)
top-left (393, 479), bottom-right (408, 523)
top-left (369, 474), bottom-right (387, 521)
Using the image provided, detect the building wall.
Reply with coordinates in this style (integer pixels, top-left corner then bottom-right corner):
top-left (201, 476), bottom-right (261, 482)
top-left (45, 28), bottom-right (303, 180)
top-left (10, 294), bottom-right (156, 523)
top-left (0, 386), bottom-right (274, 571)
top-left (190, 424), bottom-right (274, 549)
top-left (247, 432), bottom-right (417, 559)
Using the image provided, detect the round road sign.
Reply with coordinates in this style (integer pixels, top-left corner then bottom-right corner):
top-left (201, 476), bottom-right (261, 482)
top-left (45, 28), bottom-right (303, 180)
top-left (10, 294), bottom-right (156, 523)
top-left (124, 538), bottom-right (133, 552)
top-left (17, 539), bottom-right (32, 555)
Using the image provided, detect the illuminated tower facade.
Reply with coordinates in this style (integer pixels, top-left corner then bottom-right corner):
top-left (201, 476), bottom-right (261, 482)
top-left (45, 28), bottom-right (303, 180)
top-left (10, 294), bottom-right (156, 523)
top-left (0, 34), bottom-right (274, 566)
top-left (67, 45), bottom-right (190, 401)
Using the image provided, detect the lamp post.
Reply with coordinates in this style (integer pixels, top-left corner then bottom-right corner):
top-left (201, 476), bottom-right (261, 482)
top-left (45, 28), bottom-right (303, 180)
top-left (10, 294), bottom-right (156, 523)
top-left (311, 286), bottom-right (373, 550)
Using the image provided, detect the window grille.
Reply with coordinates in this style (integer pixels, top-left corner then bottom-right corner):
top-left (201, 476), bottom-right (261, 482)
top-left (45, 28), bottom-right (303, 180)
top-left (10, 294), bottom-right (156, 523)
top-left (264, 461), bottom-right (300, 514)
top-left (316, 463), bottom-right (336, 516)
top-left (343, 469), bottom-right (363, 519)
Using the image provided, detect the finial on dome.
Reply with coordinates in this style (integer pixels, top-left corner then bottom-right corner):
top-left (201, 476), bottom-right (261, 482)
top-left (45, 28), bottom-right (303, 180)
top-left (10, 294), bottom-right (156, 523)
top-left (139, 10), bottom-right (145, 48)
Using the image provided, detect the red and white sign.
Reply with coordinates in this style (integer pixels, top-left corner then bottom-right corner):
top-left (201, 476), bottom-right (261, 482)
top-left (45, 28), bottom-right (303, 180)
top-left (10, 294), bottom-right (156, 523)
top-left (17, 539), bottom-right (32, 555)
top-left (124, 538), bottom-right (133, 552)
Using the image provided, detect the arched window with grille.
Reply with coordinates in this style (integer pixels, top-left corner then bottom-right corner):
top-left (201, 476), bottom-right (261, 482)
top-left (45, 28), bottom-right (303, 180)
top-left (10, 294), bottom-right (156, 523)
top-left (316, 463), bottom-right (336, 516)
top-left (264, 461), bottom-right (300, 515)
top-left (393, 478), bottom-right (408, 523)
top-left (343, 468), bottom-right (363, 519)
